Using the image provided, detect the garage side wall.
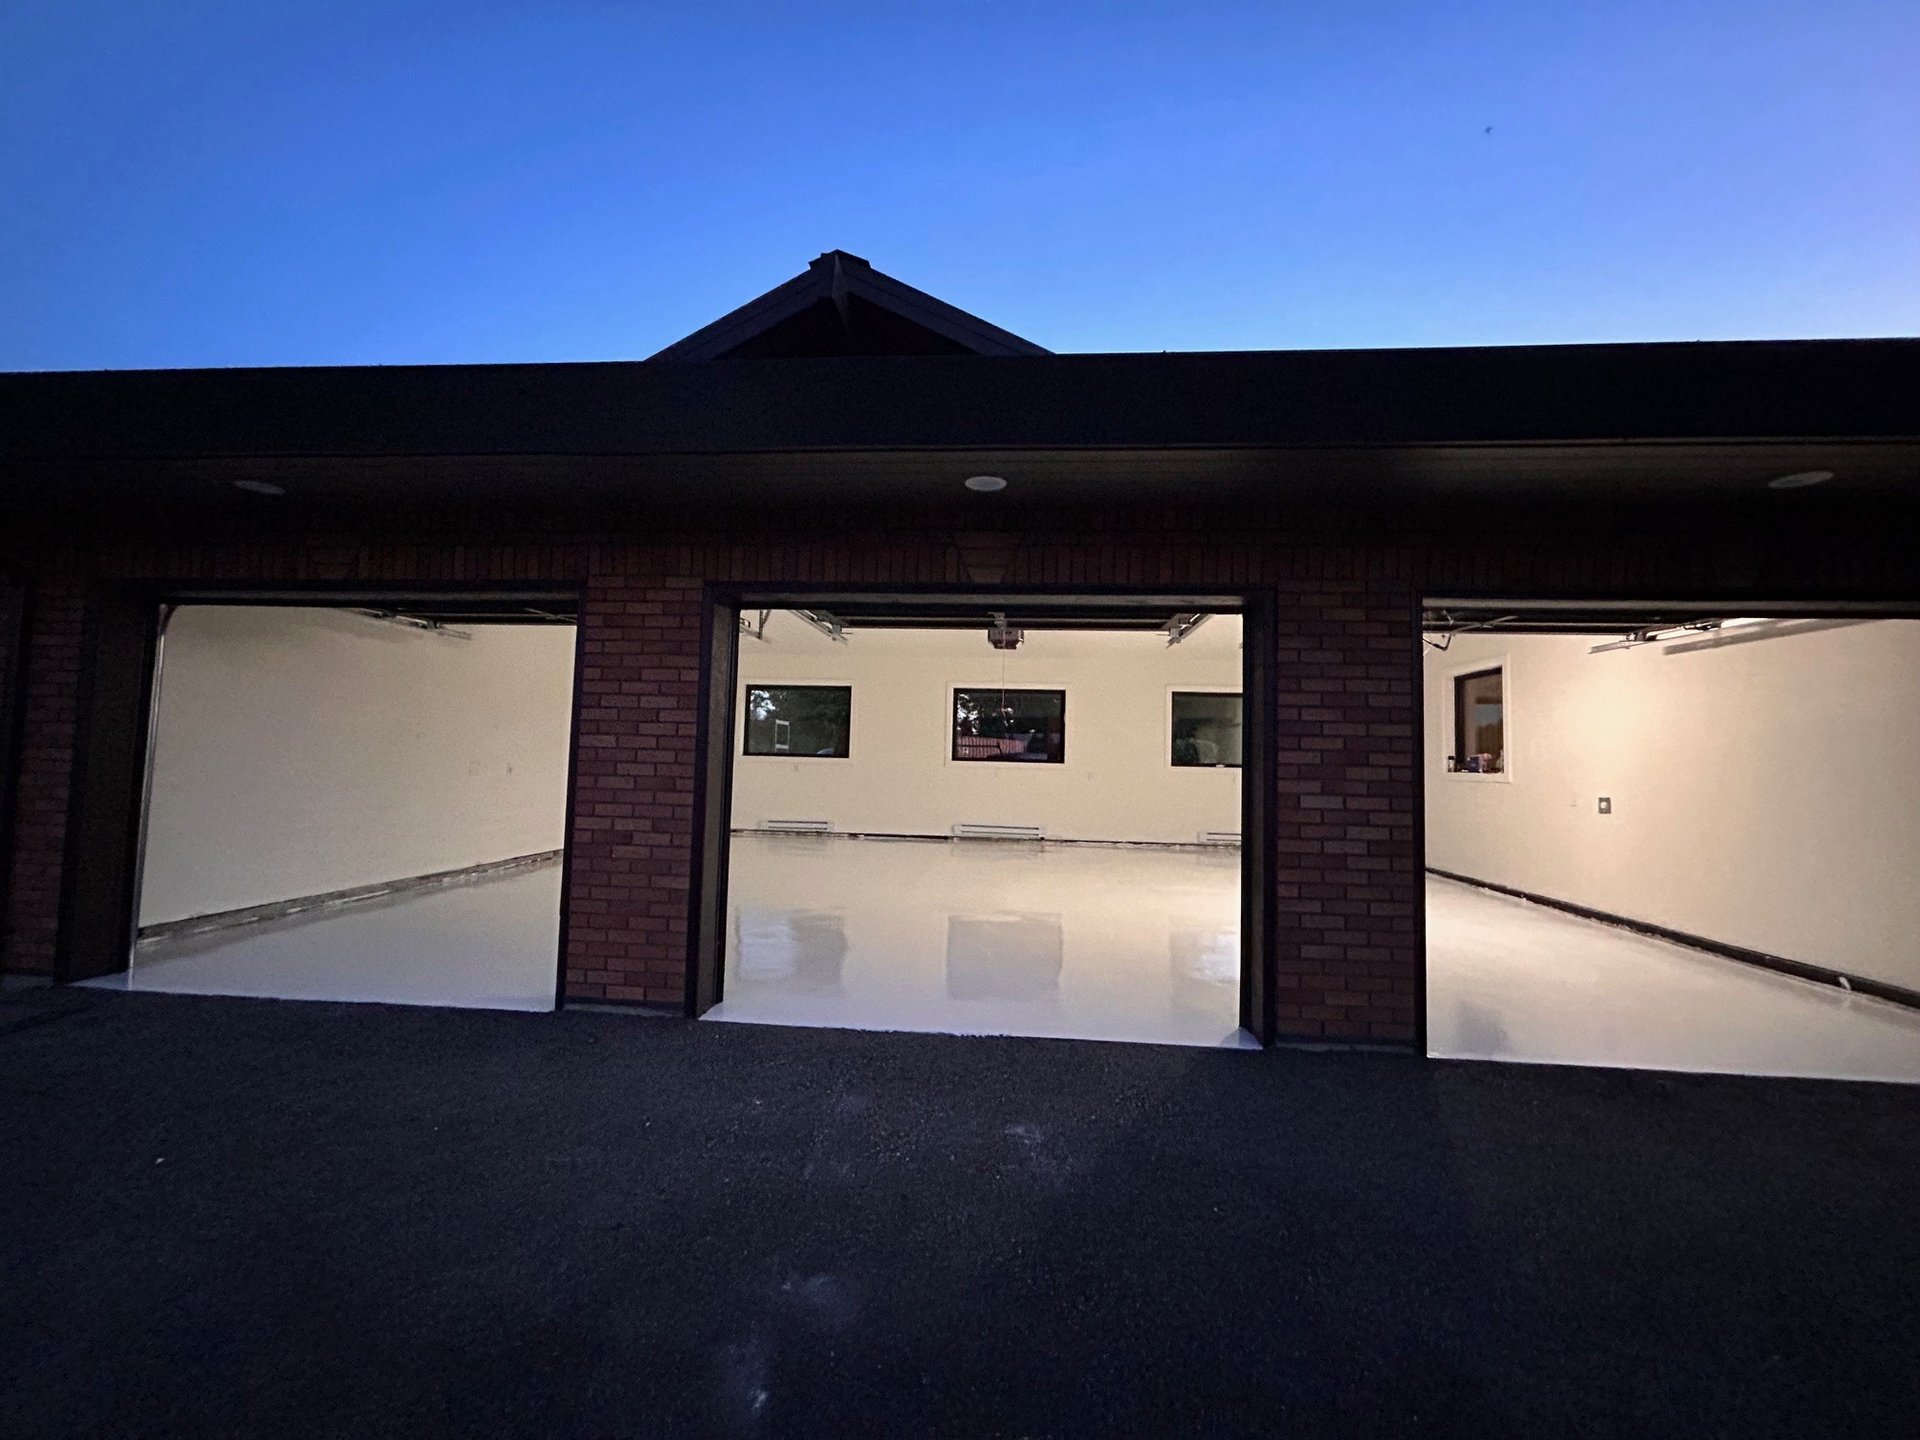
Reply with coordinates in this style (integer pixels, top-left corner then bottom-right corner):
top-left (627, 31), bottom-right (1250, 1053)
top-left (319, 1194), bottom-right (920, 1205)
top-left (137, 607), bottom-right (577, 927)
top-left (1425, 622), bottom-right (1920, 989)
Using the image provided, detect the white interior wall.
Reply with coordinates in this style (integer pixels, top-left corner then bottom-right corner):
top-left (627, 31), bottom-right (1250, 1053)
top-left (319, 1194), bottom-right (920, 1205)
top-left (731, 612), bottom-right (1242, 844)
top-left (139, 606), bottom-right (576, 925)
top-left (1424, 620), bottom-right (1920, 989)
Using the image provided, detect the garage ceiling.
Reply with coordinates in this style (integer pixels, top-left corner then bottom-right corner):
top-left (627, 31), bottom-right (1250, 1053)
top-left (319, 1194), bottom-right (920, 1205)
top-left (159, 591), bottom-right (580, 625)
top-left (1423, 598), bottom-right (1920, 635)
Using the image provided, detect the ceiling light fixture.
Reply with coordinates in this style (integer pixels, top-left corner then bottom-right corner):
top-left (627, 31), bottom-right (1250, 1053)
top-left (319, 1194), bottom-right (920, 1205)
top-left (1637, 622), bottom-right (1717, 644)
top-left (963, 474), bottom-right (1008, 493)
top-left (230, 479), bottom-right (286, 496)
top-left (1590, 615), bottom-right (1777, 654)
top-left (1767, 470), bottom-right (1833, 490)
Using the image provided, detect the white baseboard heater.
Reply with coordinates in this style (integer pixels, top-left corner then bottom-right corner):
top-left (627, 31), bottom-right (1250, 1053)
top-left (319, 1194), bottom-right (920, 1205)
top-left (761, 819), bottom-right (833, 833)
top-left (952, 823), bottom-right (1046, 841)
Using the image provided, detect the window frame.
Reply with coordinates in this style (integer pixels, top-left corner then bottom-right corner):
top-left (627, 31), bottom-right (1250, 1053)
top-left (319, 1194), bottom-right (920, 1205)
top-left (948, 685), bottom-right (1068, 765)
top-left (739, 681), bottom-right (855, 761)
top-left (1448, 662), bottom-right (1509, 781)
top-left (1167, 686), bottom-right (1244, 770)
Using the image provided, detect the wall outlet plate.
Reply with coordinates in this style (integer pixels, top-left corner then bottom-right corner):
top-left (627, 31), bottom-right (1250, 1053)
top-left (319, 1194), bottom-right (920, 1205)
top-left (1597, 797), bottom-right (1612, 814)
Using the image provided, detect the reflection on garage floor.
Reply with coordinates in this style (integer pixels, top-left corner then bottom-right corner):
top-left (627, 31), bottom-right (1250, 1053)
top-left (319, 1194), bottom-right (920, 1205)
top-left (1427, 875), bottom-right (1920, 1083)
top-left (709, 834), bottom-right (1251, 1048)
top-left (83, 863), bottom-right (562, 1012)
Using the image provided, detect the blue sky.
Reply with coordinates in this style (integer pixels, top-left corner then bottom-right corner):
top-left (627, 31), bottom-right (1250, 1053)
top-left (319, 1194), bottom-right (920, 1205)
top-left (4, 1), bottom-right (1917, 369)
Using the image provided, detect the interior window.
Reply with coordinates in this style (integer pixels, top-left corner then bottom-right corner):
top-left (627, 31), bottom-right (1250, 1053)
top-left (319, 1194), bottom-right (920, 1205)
top-left (952, 688), bottom-right (1066, 763)
top-left (1451, 668), bottom-right (1504, 773)
top-left (743, 685), bottom-right (852, 758)
top-left (1171, 692), bottom-right (1243, 767)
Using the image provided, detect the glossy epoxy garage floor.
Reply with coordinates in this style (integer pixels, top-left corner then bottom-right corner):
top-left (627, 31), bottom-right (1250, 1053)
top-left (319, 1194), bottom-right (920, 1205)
top-left (87, 864), bottom-right (564, 1012)
top-left (1426, 877), bottom-right (1920, 1082)
top-left (710, 835), bottom-right (1250, 1047)
top-left (713, 833), bottom-right (1920, 1076)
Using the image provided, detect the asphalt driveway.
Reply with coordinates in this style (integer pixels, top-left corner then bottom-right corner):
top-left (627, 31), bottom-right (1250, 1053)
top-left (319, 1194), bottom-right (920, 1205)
top-left (3, 987), bottom-right (1917, 1438)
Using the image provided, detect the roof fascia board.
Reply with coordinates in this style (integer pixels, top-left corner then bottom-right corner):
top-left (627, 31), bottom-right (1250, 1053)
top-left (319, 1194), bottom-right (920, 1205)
top-left (843, 264), bottom-right (1049, 356)
top-left (646, 269), bottom-right (832, 362)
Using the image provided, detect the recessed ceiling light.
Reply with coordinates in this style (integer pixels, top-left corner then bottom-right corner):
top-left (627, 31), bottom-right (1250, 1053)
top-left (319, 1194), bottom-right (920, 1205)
top-left (963, 474), bottom-right (1008, 493)
top-left (1767, 470), bottom-right (1834, 490)
top-left (230, 479), bottom-right (286, 496)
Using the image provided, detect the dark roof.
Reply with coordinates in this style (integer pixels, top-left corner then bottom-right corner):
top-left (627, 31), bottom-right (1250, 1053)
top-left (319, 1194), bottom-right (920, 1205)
top-left (3, 258), bottom-right (1918, 520)
top-left (647, 250), bottom-right (1049, 360)
top-left (4, 339), bottom-right (1917, 461)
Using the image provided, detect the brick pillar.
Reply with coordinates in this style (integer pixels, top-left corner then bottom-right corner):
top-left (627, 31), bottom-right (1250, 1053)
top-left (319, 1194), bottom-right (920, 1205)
top-left (562, 575), bottom-right (705, 1005)
top-left (1270, 581), bottom-right (1421, 1043)
top-left (1, 578), bottom-right (85, 977)
top-left (0, 574), bottom-right (21, 973)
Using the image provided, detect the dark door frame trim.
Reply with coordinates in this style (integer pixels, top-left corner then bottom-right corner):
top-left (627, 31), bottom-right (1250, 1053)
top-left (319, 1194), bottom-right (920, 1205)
top-left (688, 583), bottom-right (1278, 1045)
top-left (55, 581), bottom-right (586, 1000)
top-left (685, 588), bottom-right (739, 1019)
top-left (57, 588), bottom-right (162, 982)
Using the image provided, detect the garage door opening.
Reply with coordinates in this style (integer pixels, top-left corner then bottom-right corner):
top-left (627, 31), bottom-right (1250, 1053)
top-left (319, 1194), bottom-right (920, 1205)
top-left (701, 598), bottom-right (1260, 1048)
top-left (1421, 600), bottom-right (1920, 1082)
top-left (87, 600), bottom-right (579, 1011)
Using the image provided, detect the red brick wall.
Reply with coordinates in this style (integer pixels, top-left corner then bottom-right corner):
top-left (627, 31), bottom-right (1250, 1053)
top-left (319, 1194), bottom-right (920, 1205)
top-left (8, 518), bottom-right (1909, 1045)
top-left (2, 571), bottom-right (84, 978)
top-left (562, 574), bottom-right (703, 1005)
top-left (1269, 578), bottom-right (1420, 1041)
